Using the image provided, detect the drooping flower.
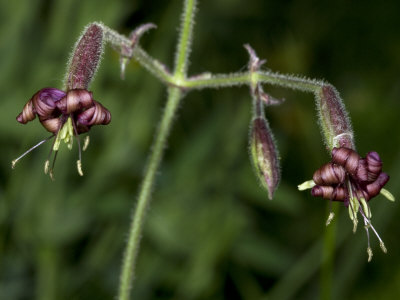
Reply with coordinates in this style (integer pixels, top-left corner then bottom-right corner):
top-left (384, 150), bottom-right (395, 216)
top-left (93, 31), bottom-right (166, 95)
top-left (12, 21), bottom-right (157, 178)
top-left (299, 147), bottom-right (394, 261)
top-left (12, 23), bottom-right (111, 179)
top-left (12, 87), bottom-right (111, 178)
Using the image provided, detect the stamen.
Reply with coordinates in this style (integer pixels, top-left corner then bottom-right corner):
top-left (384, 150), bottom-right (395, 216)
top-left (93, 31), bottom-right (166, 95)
top-left (48, 150), bottom-right (59, 181)
top-left (346, 180), bottom-right (359, 232)
top-left (298, 180), bottom-right (316, 190)
top-left (49, 169), bottom-right (55, 181)
top-left (77, 160), bottom-right (83, 176)
top-left (380, 241), bottom-right (387, 253)
top-left (45, 125), bottom-right (62, 177)
top-left (83, 136), bottom-right (90, 151)
top-left (326, 191), bottom-right (335, 226)
top-left (326, 212), bottom-right (335, 226)
top-left (348, 197), bottom-right (359, 232)
top-left (367, 247), bottom-right (373, 262)
top-left (44, 160), bottom-right (50, 174)
top-left (363, 217), bottom-right (372, 261)
top-left (380, 188), bottom-right (395, 202)
top-left (54, 117), bottom-right (74, 151)
top-left (71, 117), bottom-right (84, 177)
top-left (11, 135), bottom-right (53, 169)
top-left (360, 198), bottom-right (371, 219)
top-left (358, 208), bottom-right (387, 254)
top-left (71, 117), bottom-right (82, 161)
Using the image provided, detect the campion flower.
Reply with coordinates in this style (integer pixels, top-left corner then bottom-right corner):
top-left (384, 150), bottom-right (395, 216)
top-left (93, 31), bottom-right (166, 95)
top-left (13, 87), bottom-right (111, 178)
top-left (299, 147), bottom-right (394, 261)
top-left (12, 23), bottom-right (111, 179)
top-left (295, 82), bottom-right (396, 261)
top-left (11, 22), bottom-right (157, 179)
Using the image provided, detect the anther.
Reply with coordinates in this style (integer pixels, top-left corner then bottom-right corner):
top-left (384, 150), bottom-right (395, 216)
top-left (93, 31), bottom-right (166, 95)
top-left (380, 188), bottom-right (395, 202)
top-left (77, 160), bottom-right (83, 176)
top-left (298, 180), bottom-right (315, 190)
top-left (83, 136), bottom-right (90, 151)
top-left (367, 247), bottom-right (373, 262)
top-left (380, 241), bottom-right (387, 253)
top-left (49, 169), bottom-right (55, 181)
top-left (360, 198), bottom-right (371, 219)
top-left (326, 212), bottom-right (335, 226)
top-left (44, 160), bottom-right (50, 174)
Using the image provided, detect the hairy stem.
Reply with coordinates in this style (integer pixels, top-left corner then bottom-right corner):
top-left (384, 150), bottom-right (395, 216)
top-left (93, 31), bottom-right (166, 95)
top-left (118, 0), bottom-right (197, 299)
top-left (174, 0), bottom-right (196, 78)
top-left (118, 87), bottom-right (182, 300)
top-left (184, 71), bottom-right (323, 92)
top-left (100, 22), bottom-right (327, 94)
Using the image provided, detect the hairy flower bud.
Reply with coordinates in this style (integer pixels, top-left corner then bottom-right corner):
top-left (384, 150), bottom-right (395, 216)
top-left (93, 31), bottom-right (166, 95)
top-left (317, 84), bottom-right (354, 149)
top-left (249, 117), bottom-right (280, 200)
top-left (65, 23), bottom-right (104, 90)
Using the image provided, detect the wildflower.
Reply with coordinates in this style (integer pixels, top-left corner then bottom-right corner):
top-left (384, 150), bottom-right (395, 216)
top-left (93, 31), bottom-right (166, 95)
top-left (12, 23), bottom-right (110, 179)
top-left (299, 147), bottom-right (395, 261)
top-left (12, 87), bottom-right (111, 179)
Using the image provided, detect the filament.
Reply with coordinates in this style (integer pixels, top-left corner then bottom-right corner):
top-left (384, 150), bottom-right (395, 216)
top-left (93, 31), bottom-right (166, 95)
top-left (12, 135), bottom-right (54, 168)
top-left (358, 208), bottom-right (387, 253)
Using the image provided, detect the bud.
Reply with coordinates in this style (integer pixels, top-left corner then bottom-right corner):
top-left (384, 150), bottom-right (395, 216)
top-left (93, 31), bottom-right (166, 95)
top-left (249, 117), bottom-right (280, 200)
top-left (65, 23), bottom-right (104, 90)
top-left (316, 84), bottom-right (354, 149)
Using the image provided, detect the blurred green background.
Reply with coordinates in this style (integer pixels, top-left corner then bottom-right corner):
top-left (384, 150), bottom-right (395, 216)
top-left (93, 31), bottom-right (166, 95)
top-left (1, 0), bottom-right (400, 299)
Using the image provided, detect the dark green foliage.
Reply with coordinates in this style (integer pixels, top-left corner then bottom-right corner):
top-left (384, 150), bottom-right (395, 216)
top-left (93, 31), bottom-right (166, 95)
top-left (1, 0), bottom-right (400, 299)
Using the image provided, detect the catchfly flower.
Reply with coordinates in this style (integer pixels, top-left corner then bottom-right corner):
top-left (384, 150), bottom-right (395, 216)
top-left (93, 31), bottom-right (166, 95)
top-left (299, 147), bottom-right (394, 261)
top-left (13, 87), bottom-right (111, 178)
top-left (12, 23), bottom-right (111, 179)
top-left (11, 22), bottom-right (157, 179)
top-left (295, 83), bottom-right (396, 261)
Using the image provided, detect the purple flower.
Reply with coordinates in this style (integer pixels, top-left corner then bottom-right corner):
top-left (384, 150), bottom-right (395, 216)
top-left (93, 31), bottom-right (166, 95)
top-left (299, 147), bottom-right (394, 261)
top-left (12, 24), bottom-right (112, 179)
top-left (13, 87), bottom-right (111, 178)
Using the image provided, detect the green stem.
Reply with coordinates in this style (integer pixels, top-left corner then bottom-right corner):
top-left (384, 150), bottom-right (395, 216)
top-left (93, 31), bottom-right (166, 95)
top-left (118, 87), bottom-right (182, 300)
top-left (117, 0), bottom-right (196, 299)
top-left (184, 71), bottom-right (323, 92)
top-left (174, 0), bottom-right (196, 78)
top-left (101, 22), bottom-right (325, 94)
top-left (132, 45), bottom-right (173, 83)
